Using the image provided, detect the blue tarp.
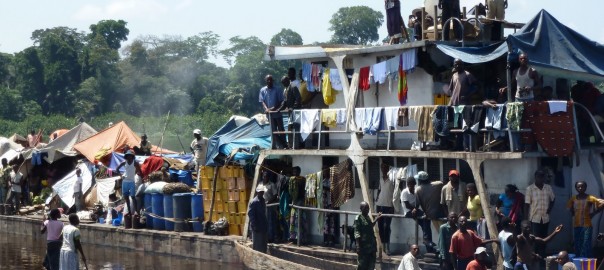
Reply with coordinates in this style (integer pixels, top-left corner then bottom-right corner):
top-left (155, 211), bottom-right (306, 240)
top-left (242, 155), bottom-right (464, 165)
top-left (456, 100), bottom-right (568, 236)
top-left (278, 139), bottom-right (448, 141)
top-left (436, 42), bottom-right (507, 64)
top-left (435, 10), bottom-right (604, 81)
top-left (205, 118), bottom-right (271, 166)
top-left (109, 152), bottom-right (194, 173)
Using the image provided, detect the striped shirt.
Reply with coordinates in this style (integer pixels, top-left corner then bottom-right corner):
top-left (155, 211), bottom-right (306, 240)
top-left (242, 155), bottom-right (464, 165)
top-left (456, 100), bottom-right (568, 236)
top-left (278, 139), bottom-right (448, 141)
top-left (525, 184), bottom-right (555, 223)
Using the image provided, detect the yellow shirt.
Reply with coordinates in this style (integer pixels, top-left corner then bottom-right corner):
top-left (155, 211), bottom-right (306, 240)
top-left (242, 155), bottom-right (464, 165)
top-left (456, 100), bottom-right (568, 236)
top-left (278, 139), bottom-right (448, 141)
top-left (466, 195), bottom-right (483, 221)
top-left (567, 195), bottom-right (602, 227)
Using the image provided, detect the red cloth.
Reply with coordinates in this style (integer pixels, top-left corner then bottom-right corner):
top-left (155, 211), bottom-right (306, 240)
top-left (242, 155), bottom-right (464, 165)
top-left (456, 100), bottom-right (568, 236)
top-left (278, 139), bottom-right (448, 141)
top-left (140, 156), bottom-right (164, 179)
top-left (450, 230), bottom-right (482, 259)
top-left (398, 56), bottom-right (408, 105)
top-left (466, 260), bottom-right (487, 270)
top-left (509, 192), bottom-right (524, 223)
top-left (359, 67), bottom-right (371, 90)
top-left (522, 101), bottom-right (575, 157)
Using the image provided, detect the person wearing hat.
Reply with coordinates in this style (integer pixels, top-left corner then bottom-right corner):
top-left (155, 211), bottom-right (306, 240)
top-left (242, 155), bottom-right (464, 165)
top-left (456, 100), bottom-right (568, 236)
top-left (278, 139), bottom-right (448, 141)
top-left (466, 247), bottom-right (489, 270)
top-left (116, 150), bottom-right (142, 215)
top-left (524, 169), bottom-right (555, 260)
top-left (248, 183), bottom-right (268, 253)
top-left (415, 171), bottom-right (444, 253)
top-left (190, 129), bottom-right (208, 177)
top-left (441, 169), bottom-right (467, 216)
top-left (138, 134), bottom-right (152, 156)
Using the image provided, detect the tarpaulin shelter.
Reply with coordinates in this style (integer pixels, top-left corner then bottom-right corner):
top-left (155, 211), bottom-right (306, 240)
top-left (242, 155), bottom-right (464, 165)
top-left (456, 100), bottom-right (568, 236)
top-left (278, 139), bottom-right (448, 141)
top-left (73, 121), bottom-right (176, 162)
top-left (436, 10), bottom-right (604, 81)
top-left (49, 129), bottom-right (69, 141)
top-left (50, 162), bottom-right (93, 208)
top-left (108, 152), bottom-right (193, 174)
top-left (0, 137), bottom-right (24, 157)
top-left (41, 122), bottom-right (97, 163)
top-left (205, 118), bottom-right (271, 166)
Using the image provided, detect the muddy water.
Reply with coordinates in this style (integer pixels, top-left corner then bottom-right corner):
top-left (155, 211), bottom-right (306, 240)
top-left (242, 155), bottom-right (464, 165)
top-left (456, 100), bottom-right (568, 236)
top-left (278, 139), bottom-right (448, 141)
top-left (0, 233), bottom-right (244, 270)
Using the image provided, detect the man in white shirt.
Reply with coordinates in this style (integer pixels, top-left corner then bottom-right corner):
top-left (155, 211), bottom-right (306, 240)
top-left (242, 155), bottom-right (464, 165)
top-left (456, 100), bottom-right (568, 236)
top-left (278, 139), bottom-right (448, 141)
top-left (73, 168), bottom-right (83, 212)
top-left (398, 244), bottom-right (422, 270)
top-left (6, 164), bottom-right (23, 215)
top-left (401, 176), bottom-right (433, 250)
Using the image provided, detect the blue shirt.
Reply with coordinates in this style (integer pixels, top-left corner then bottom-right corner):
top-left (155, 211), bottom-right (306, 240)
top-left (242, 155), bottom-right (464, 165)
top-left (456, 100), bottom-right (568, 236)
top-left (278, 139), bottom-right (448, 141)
top-left (498, 193), bottom-right (514, 216)
top-left (259, 86), bottom-right (283, 110)
top-left (248, 195), bottom-right (268, 232)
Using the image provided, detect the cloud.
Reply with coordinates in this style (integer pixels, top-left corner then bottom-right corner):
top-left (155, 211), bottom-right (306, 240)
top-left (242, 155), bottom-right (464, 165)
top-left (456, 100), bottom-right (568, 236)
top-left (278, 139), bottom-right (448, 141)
top-left (174, 0), bottom-right (193, 11)
top-left (72, 0), bottom-right (168, 21)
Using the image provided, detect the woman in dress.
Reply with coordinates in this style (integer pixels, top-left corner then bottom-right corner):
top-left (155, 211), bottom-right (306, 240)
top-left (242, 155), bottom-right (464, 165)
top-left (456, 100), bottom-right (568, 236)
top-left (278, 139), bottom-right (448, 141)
top-left (41, 209), bottom-right (63, 270)
top-left (59, 214), bottom-right (87, 270)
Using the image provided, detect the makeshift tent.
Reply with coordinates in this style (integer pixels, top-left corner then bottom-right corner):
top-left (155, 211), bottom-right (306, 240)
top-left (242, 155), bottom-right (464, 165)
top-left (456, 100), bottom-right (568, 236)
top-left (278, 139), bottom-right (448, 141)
top-left (9, 133), bottom-right (27, 147)
top-left (73, 121), bottom-right (176, 162)
top-left (108, 152), bottom-right (193, 173)
top-left (41, 122), bottom-right (97, 163)
top-left (49, 129), bottom-right (69, 141)
top-left (51, 162), bottom-right (93, 208)
top-left (205, 118), bottom-right (271, 166)
top-left (0, 137), bottom-right (24, 157)
top-left (436, 10), bottom-right (604, 81)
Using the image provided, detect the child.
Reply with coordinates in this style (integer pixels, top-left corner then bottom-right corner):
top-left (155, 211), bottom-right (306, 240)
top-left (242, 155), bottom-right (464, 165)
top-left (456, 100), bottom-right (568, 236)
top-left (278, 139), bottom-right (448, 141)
top-left (567, 181), bottom-right (603, 257)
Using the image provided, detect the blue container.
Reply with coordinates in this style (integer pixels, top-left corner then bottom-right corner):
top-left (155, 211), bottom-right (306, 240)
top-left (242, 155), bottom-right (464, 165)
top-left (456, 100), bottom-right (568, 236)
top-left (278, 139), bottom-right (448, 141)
top-left (164, 194), bottom-right (174, 231)
top-left (173, 193), bottom-right (192, 232)
top-left (169, 169), bottom-right (194, 186)
top-left (144, 193), bottom-right (153, 229)
top-left (191, 193), bottom-right (204, 232)
top-left (151, 193), bottom-right (165, 230)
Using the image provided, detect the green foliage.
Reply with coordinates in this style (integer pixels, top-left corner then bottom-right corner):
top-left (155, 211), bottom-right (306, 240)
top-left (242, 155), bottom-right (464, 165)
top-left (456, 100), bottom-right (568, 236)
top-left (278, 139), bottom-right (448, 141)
top-left (88, 20), bottom-right (129, 50)
top-left (329, 6), bottom-right (384, 45)
top-left (270, 29), bottom-right (303, 46)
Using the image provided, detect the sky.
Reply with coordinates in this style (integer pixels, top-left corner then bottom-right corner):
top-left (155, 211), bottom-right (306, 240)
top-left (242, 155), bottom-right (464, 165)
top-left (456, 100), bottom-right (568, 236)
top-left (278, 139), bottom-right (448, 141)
top-left (1, 0), bottom-right (601, 67)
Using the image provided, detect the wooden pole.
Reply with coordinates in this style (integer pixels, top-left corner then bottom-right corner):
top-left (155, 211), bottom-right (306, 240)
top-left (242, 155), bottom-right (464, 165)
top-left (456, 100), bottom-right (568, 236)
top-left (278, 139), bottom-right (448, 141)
top-left (242, 153), bottom-right (266, 240)
top-left (156, 110), bottom-right (171, 156)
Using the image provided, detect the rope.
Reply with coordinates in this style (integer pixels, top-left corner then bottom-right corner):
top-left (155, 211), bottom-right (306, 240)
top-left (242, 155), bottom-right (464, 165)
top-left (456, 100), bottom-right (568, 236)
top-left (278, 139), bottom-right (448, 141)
top-left (141, 206), bottom-right (205, 223)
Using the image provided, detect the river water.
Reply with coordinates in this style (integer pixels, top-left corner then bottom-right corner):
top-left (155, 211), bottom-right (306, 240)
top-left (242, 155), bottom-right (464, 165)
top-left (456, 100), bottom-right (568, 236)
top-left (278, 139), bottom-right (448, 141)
top-left (0, 233), bottom-right (244, 270)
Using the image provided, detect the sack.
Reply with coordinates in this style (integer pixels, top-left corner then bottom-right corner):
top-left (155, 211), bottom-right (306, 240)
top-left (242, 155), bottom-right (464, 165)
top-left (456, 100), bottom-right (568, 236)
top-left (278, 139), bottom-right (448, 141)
top-left (144, 181), bottom-right (167, 194)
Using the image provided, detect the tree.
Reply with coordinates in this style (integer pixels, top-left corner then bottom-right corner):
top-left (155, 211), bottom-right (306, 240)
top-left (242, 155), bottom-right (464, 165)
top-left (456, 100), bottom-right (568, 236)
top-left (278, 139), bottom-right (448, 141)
top-left (88, 20), bottom-right (129, 50)
top-left (328, 6), bottom-right (384, 45)
top-left (13, 47), bottom-right (45, 104)
top-left (270, 28), bottom-right (303, 46)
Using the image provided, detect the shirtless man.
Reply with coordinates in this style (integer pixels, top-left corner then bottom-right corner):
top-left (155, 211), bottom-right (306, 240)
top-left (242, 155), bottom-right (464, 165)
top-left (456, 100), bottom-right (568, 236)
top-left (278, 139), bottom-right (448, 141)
top-left (515, 220), bottom-right (563, 270)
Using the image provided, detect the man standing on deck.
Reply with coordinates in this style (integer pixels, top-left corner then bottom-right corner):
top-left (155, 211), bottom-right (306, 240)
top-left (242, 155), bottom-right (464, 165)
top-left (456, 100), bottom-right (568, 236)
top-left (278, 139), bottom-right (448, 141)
top-left (288, 67), bottom-right (300, 88)
top-left (116, 150), bottom-right (142, 216)
top-left (259, 74), bottom-right (285, 149)
top-left (449, 216), bottom-right (499, 270)
top-left (515, 221), bottom-right (563, 270)
top-left (191, 129), bottom-right (207, 173)
top-left (438, 212), bottom-right (458, 270)
top-left (486, 0), bottom-right (507, 20)
top-left (441, 170), bottom-right (467, 216)
top-left (524, 169), bottom-right (555, 262)
top-left (73, 169), bottom-right (83, 212)
top-left (385, 0), bottom-right (403, 44)
top-left (415, 171), bottom-right (444, 253)
top-left (439, 0), bottom-right (462, 40)
top-left (6, 164), bottom-right (23, 215)
top-left (354, 201), bottom-right (382, 270)
top-left (0, 158), bottom-right (9, 205)
top-left (512, 53), bottom-right (540, 102)
top-left (248, 184), bottom-right (268, 253)
top-left (278, 76), bottom-right (302, 149)
top-left (444, 59), bottom-right (477, 106)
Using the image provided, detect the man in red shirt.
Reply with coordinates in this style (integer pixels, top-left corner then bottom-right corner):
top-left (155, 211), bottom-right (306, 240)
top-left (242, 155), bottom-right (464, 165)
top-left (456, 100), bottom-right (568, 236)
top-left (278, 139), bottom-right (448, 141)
top-left (449, 216), bottom-right (498, 270)
top-left (466, 247), bottom-right (489, 270)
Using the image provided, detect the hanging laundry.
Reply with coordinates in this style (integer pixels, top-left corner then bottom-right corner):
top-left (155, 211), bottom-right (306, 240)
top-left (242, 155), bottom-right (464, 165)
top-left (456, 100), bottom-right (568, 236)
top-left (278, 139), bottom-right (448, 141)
top-left (355, 108), bottom-right (382, 135)
top-left (330, 159), bottom-right (354, 208)
top-left (299, 80), bottom-right (313, 105)
top-left (411, 106), bottom-right (436, 142)
top-left (523, 102), bottom-right (575, 157)
top-left (321, 109), bottom-right (337, 128)
top-left (302, 62), bottom-right (313, 91)
top-left (371, 62), bottom-right (388, 84)
top-left (547, 100), bottom-right (567, 114)
top-left (322, 69), bottom-right (336, 105)
top-left (300, 109), bottom-right (320, 141)
top-left (433, 105), bottom-right (450, 136)
top-left (462, 106), bottom-right (484, 133)
top-left (359, 66), bottom-right (371, 91)
top-left (311, 64), bottom-right (321, 90)
top-left (385, 56), bottom-right (400, 76)
top-left (506, 102), bottom-right (524, 131)
top-left (305, 173), bottom-right (317, 199)
top-left (397, 107), bottom-right (409, 127)
top-left (485, 104), bottom-right (506, 138)
top-left (401, 48), bottom-right (417, 71)
top-left (453, 105), bottom-right (465, 128)
top-left (398, 56), bottom-right (408, 105)
top-left (329, 68), bottom-right (344, 91)
top-left (336, 108), bottom-right (347, 126)
top-left (384, 107), bottom-right (399, 129)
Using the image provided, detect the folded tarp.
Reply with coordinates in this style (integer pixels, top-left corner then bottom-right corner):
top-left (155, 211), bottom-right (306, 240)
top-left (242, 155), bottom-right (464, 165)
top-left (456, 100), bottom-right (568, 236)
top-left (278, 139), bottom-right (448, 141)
top-left (436, 42), bottom-right (507, 64)
top-left (52, 163), bottom-right (93, 208)
top-left (205, 118), bottom-right (271, 166)
top-left (109, 152), bottom-right (193, 174)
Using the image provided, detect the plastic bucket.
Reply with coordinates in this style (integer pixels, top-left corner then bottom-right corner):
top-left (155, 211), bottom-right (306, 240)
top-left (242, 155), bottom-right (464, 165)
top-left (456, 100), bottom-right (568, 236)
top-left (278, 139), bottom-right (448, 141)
top-left (173, 193), bottom-right (192, 232)
top-left (191, 193), bottom-right (204, 232)
top-left (163, 194), bottom-right (174, 231)
top-left (151, 193), bottom-right (165, 230)
top-left (144, 193), bottom-right (153, 229)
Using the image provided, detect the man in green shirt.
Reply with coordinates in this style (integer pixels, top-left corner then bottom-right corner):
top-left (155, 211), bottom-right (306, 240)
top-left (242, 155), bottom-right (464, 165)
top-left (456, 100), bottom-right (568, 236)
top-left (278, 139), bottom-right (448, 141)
top-left (438, 212), bottom-right (459, 270)
top-left (354, 201), bottom-right (382, 270)
top-left (0, 158), bottom-right (8, 204)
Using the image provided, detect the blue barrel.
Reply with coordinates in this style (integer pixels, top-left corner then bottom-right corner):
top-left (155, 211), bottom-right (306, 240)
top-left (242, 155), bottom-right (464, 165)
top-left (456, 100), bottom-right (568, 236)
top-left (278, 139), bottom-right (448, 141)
top-left (144, 193), bottom-right (153, 229)
top-left (163, 194), bottom-right (174, 231)
top-left (151, 193), bottom-right (165, 230)
top-left (173, 193), bottom-right (192, 232)
top-left (191, 193), bottom-right (204, 232)
top-left (169, 169), bottom-right (194, 186)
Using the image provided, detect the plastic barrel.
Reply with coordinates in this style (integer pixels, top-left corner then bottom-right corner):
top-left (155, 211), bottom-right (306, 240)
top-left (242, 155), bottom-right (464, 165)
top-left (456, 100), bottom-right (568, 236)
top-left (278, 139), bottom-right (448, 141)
top-left (173, 193), bottom-right (192, 232)
top-left (151, 193), bottom-right (165, 230)
top-left (169, 169), bottom-right (194, 186)
top-left (144, 193), bottom-right (153, 229)
top-left (163, 194), bottom-right (174, 231)
top-left (191, 193), bottom-right (204, 232)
